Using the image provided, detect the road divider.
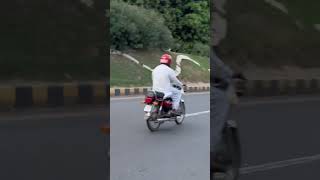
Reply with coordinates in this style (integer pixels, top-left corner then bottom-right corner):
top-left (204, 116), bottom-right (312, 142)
top-left (110, 85), bottom-right (210, 97)
top-left (1, 78), bottom-right (319, 109)
top-left (0, 81), bottom-right (107, 109)
top-left (237, 79), bottom-right (320, 97)
top-left (111, 91), bottom-right (209, 101)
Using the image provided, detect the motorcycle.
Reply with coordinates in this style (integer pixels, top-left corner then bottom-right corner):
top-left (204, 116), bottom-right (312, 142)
top-left (211, 73), bottom-right (247, 180)
top-left (143, 84), bottom-right (186, 132)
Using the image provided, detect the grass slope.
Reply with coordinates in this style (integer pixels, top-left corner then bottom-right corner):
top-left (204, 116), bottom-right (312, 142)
top-left (110, 49), bottom-right (209, 87)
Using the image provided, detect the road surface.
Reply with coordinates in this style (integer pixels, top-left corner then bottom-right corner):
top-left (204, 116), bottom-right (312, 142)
top-left (110, 93), bottom-right (210, 180)
top-left (3, 94), bottom-right (320, 180)
top-left (231, 95), bottom-right (320, 180)
top-left (0, 107), bottom-right (108, 180)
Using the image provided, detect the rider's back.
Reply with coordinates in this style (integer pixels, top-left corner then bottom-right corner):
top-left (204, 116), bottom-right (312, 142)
top-left (152, 64), bottom-right (175, 93)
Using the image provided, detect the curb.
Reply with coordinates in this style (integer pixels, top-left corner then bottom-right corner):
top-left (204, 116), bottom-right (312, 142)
top-left (110, 86), bottom-right (210, 96)
top-left (0, 82), bottom-right (107, 109)
top-left (1, 79), bottom-right (319, 108)
top-left (237, 79), bottom-right (320, 97)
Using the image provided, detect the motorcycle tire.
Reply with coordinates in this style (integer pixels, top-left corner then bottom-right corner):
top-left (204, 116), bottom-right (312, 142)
top-left (175, 102), bottom-right (186, 125)
top-left (146, 112), bottom-right (160, 132)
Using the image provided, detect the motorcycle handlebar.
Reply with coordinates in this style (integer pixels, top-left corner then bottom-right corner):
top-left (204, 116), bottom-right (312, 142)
top-left (173, 84), bottom-right (182, 90)
top-left (172, 84), bottom-right (187, 92)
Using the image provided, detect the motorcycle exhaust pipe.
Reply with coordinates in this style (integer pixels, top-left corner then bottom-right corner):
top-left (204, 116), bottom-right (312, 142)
top-left (157, 117), bottom-right (175, 122)
top-left (157, 118), bottom-right (171, 122)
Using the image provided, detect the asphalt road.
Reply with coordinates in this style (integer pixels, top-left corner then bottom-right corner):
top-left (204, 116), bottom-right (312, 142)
top-left (0, 107), bottom-right (108, 180)
top-left (110, 93), bottom-right (210, 180)
top-left (3, 94), bottom-right (320, 180)
top-left (231, 96), bottom-right (320, 180)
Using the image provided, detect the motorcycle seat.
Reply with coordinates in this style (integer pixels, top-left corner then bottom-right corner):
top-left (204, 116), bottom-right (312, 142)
top-left (154, 91), bottom-right (165, 99)
top-left (146, 91), bottom-right (165, 99)
top-left (147, 91), bottom-right (173, 101)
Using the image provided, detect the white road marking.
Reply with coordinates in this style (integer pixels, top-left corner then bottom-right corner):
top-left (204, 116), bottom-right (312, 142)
top-left (186, 110), bottom-right (210, 117)
top-left (240, 154), bottom-right (320, 175)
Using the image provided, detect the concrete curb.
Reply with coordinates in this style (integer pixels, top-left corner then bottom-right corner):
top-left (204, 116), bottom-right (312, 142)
top-left (110, 86), bottom-right (211, 96)
top-left (1, 79), bottom-right (319, 108)
top-left (0, 82), bottom-right (107, 109)
top-left (237, 79), bottom-right (320, 97)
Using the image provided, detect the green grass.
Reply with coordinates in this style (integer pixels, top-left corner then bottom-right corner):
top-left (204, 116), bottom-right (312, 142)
top-left (177, 53), bottom-right (209, 82)
top-left (110, 54), bottom-right (152, 87)
top-left (110, 49), bottom-right (209, 87)
top-left (184, 53), bottom-right (210, 70)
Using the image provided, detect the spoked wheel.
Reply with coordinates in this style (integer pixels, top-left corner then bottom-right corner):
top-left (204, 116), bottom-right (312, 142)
top-left (175, 101), bottom-right (186, 125)
top-left (146, 113), bottom-right (161, 132)
top-left (212, 123), bottom-right (241, 180)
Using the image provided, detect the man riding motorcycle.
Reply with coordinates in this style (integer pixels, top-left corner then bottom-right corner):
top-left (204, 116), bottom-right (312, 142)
top-left (152, 54), bottom-right (183, 116)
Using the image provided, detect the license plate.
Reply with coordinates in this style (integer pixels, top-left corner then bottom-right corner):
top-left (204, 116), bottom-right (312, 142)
top-left (144, 105), bottom-right (152, 112)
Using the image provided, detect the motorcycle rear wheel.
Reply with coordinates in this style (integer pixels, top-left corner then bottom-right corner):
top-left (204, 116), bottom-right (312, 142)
top-left (146, 113), bottom-right (160, 132)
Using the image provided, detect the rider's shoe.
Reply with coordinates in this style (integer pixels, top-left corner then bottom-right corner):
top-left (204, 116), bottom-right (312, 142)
top-left (170, 109), bottom-right (180, 116)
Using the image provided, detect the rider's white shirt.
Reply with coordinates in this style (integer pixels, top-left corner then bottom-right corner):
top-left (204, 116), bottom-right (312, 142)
top-left (152, 64), bottom-right (182, 93)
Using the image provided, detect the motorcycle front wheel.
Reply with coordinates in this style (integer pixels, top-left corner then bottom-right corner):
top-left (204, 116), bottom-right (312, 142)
top-left (175, 102), bottom-right (186, 125)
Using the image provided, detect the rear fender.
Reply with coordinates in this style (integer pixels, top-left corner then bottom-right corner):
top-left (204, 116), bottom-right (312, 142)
top-left (151, 105), bottom-right (160, 114)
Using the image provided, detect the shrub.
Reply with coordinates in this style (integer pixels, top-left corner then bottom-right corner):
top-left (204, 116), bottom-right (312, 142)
top-left (110, 0), bottom-right (174, 50)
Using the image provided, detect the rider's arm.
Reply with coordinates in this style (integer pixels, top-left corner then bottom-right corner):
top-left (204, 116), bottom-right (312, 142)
top-left (169, 69), bottom-right (183, 87)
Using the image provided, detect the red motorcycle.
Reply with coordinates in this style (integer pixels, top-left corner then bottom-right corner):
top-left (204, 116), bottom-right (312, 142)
top-left (143, 85), bottom-right (186, 132)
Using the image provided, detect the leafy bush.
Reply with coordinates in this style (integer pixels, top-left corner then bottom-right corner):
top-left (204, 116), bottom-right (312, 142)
top-left (173, 41), bottom-right (209, 57)
top-left (110, 0), bottom-right (174, 50)
top-left (124, 0), bottom-right (210, 56)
